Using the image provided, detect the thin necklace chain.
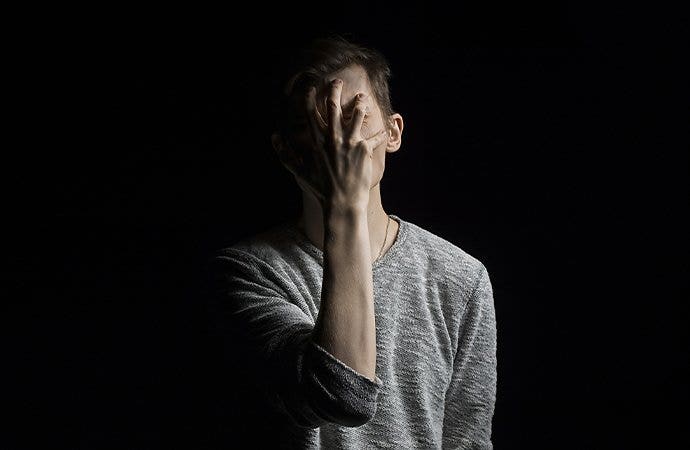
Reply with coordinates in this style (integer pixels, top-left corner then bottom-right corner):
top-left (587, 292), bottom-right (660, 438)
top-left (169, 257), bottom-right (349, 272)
top-left (296, 214), bottom-right (392, 262)
top-left (375, 215), bottom-right (391, 263)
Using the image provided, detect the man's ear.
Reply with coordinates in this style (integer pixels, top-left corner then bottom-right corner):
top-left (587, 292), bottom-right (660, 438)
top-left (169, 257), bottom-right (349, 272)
top-left (386, 113), bottom-right (404, 153)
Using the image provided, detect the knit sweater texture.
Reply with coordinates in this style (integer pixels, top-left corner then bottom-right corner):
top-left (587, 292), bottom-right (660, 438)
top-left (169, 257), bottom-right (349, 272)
top-left (207, 214), bottom-right (497, 449)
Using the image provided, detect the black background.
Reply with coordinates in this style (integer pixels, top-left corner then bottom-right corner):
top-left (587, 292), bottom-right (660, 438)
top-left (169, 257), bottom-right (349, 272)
top-left (10, 2), bottom-right (687, 449)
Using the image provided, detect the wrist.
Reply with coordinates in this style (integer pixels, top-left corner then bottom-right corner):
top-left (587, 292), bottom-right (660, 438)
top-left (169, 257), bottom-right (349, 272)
top-left (323, 202), bottom-right (368, 229)
top-left (323, 200), bottom-right (367, 218)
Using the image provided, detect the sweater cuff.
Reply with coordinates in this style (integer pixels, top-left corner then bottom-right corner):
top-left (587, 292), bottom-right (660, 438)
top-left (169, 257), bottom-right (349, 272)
top-left (306, 340), bottom-right (384, 395)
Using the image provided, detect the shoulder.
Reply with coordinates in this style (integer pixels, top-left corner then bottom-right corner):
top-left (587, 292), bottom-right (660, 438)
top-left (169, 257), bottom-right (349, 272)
top-left (207, 221), bottom-right (313, 290)
top-left (213, 221), bottom-right (298, 265)
top-left (203, 224), bottom-right (302, 299)
top-left (402, 219), bottom-right (488, 305)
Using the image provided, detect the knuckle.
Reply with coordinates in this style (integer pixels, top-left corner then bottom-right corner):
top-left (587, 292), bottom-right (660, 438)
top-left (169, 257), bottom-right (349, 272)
top-left (327, 99), bottom-right (339, 110)
top-left (327, 134), bottom-right (343, 147)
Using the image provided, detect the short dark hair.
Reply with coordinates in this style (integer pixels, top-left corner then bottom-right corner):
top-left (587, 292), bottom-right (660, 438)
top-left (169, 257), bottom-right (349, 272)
top-left (274, 35), bottom-right (394, 136)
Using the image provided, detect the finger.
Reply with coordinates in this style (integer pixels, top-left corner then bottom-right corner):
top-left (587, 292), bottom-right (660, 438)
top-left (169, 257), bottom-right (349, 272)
top-left (349, 92), bottom-right (368, 137)
top-left (365, 128), bottom-right (389, 151)
top-left (303, 88), bottom-right (331, 179)
top-left (327, 79), bottom-right (344, 140)
top-left (314, 99), bottom-right (328, 130)
top-left (304, 87), bottom-right (325, 145)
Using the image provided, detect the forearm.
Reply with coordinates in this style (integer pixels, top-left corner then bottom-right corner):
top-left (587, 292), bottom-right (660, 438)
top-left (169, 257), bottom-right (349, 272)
top-left (312, 203), bottom-right (377, 382)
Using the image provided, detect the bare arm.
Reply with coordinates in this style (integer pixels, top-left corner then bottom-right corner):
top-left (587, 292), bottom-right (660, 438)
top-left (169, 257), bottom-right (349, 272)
top-left (285, 79), bottom-right (389, 382)
top-left (313, 204), bottom-right (377, 381)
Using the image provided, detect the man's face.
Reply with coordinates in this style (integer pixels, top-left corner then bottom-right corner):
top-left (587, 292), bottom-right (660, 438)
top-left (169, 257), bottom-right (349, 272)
top-left (284, 64), bottom-right (392, 191)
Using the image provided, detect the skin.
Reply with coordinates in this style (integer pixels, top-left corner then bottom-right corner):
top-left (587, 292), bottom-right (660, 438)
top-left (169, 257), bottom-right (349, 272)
top-left (272, 64), bottom-right (404, 261)
top-left (271, 63), bottom-right (404, 381)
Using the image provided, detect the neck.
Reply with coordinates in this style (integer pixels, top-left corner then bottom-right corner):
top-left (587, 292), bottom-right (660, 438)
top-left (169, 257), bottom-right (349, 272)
top-left (296, 182), bottom-right (399, 264)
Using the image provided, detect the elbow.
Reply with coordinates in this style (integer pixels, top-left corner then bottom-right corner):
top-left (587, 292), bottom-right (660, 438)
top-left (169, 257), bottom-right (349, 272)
top-left (339, 409), bottom-right (378, 427)
top-left (342, 404), bottom-right (378, 427)
top-left (280, 334), bottom-right (383, 428)
top-left (301, 340), bottom-right (382, 427)
top-left (279, 387), bottom-right (379, 429)
top-left (306, 387), bottom-right (379, 427)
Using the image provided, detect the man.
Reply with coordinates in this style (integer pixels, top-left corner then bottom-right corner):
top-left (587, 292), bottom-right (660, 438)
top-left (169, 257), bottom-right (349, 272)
top-left (208, 36), bottom-right (497, 449)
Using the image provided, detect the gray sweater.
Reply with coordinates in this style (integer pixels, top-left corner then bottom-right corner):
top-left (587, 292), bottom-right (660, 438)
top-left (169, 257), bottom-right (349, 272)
top-left (208, 214), bottom-right (497, 449)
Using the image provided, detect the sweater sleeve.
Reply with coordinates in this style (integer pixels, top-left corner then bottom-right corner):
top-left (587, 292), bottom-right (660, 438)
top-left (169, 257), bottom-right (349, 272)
top-left (206, 249), bottom-right (384, 430)
top-left (442, 264), bottom-right (497, 449)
